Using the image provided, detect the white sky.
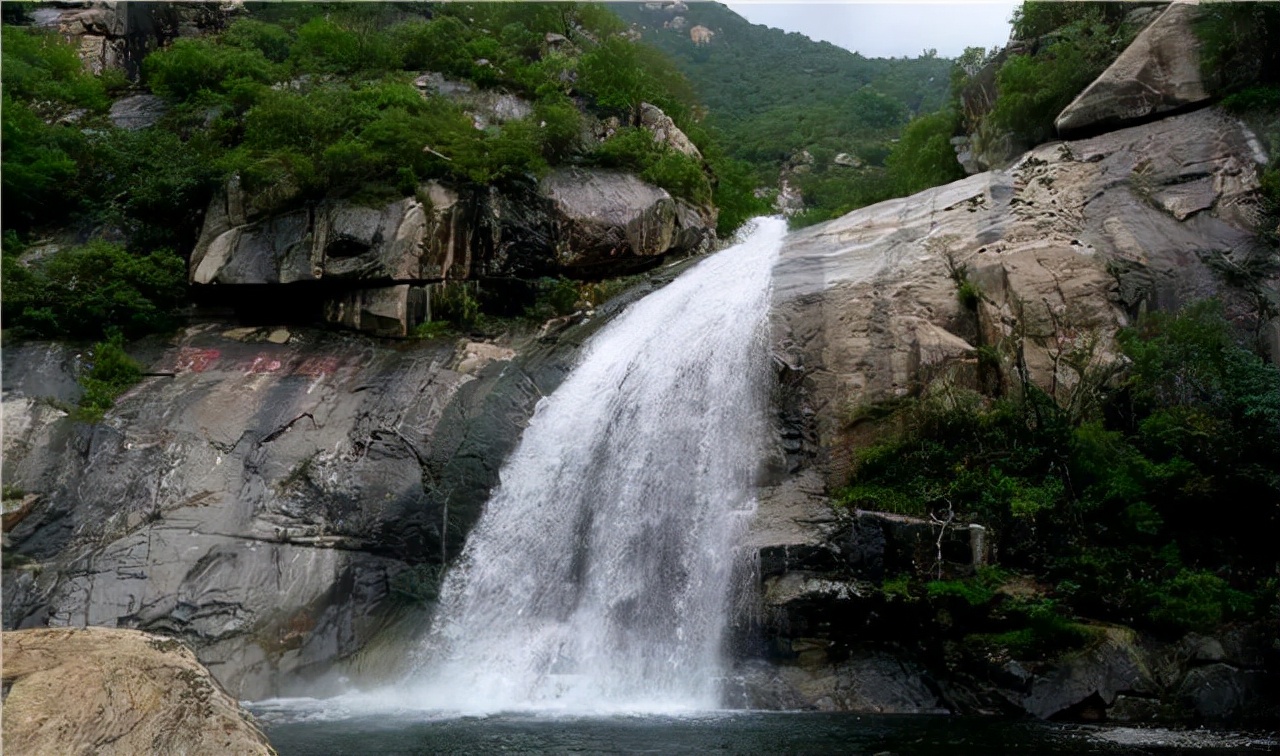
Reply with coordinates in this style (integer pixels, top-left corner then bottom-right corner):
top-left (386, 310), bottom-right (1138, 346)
top-left (723, 2), bottom-right (1022, 59)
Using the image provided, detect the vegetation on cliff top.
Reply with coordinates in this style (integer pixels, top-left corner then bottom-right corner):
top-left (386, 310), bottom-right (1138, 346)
top-left (884, 2), bottom-right (1280, 214)
top-left (1, 2), bottom-right (769, 347)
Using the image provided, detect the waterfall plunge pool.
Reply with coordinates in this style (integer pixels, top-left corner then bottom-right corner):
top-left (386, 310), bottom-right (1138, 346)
top-left (254, 707), bottom-right (1277, 755)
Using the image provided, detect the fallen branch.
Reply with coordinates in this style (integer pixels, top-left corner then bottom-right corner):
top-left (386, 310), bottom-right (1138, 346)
top-left (422, 145), bottom-right (453, 162)
top-left (930, 506), bottom-right (956, 580)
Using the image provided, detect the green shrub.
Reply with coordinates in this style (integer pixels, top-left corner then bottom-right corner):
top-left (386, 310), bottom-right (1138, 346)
top-left (431, 282), bottom-right (480, 329)
top-left (956, 279), bottom-right (982, 310)
top-left (395, 16), bottom-right (472, 77)
top-left (534, 95), bottom-right (583, 162)
top-left (643, 150), bottom-right (710, 206)
top-left (545, 277), bottom-right (580, 316)
top-left (1, 25), bottom-right (109, 110)
top-left (1010, 1), bottom-right (1126, 41)
top-left (988, 12), bottom-right (1131, 146)
top-left (594, 128), bottom-right (711, 205)
top-left (578, 37), bottom-right (694, 121)
top-left (844, 299), bottom-right (1280, 636)
top-left (708, 154), bottom-right (771, 236)
top-left (836, 482), bottom-right (924, 516)
top-left (971, 597), bottom-right (1094, 658)
top-left (881, 574), bottom-right (917, 601)
top-left (2, 241), bottom-right (186, 341)
top-left (457, 118), bottom-right (549, 183)
top-left (77, 334), bottom-right (144, 423)
top-left (793, 168), bottom-right (895, 224)
top-left (1, 96), bottom-right (85, 229)
top-left (292, 15), bottom-right (400, 75)
top-left (222, 18), bottom-right (293, 64)
top-left (144, 38), bottom-right (278, 102)
top-left (1195, 3), bottom-right (1280, 94)
top-left (926, 567), bottom-right (1009, 607)
top-left (1140, 569), bottom-right (1255, 634)
top-left (83, 127), bottom-right (222, 250)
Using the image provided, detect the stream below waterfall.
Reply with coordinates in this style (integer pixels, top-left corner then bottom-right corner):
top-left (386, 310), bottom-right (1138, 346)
top-left (255, 709), bottom-right (1277, 755)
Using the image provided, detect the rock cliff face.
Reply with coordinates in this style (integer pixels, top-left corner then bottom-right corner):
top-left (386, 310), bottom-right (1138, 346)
top-left (748, 30), bottom-right (1277, 718)
top-left (773, 107), bottom-right (1270, 490)
top-left (2, 627), bottom-right (273, 755)
top-left (1, 304), bottom-right (632, 699)
top-left (31, 1), bottom-right (231, 78)
top-left (0, 257), bottom-right (695, 700)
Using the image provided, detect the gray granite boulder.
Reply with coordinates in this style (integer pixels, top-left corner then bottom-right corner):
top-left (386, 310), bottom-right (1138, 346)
top-left (541, 168), bottom-right (711, 272)
top-left (1055, 3), bottom-right (1210, 136)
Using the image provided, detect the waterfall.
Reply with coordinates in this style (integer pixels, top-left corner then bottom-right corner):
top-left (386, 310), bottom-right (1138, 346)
top-left (403, 217), bottom-right (786, 714)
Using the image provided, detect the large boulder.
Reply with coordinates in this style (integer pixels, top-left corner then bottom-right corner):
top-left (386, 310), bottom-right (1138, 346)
top-left (1177, 663), bottom-right (1268, 720)
top-left (190, 183), bottom-right (469, 287)
top-left (189, 168), bottom-right (712, 335)
top-left (413, 72), bottom-right (533, 130)
top-left (2, 627), bottom-right (272, 755)
top-left (1023, 627), bottom-right (1155, 719)
top-left (541, 168), bottom-right (711, 272)
top-left (639, 102), bottom-right (703, 160)
top-left (1055, 3), bottom-right (1210, 137)
top-left (108, 93), bottom-right (168, 130)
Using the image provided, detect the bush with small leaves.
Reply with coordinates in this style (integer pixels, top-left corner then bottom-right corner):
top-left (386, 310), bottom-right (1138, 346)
top-left (77, 334), bottom-right (144, 423)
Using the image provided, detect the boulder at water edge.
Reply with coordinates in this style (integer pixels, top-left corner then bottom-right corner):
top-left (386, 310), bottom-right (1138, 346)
top-left (2, 627), bottom-right (274, 755)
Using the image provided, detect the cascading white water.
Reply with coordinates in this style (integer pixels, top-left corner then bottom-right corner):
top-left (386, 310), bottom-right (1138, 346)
top-left (402, 217), bottom-right (786, 714)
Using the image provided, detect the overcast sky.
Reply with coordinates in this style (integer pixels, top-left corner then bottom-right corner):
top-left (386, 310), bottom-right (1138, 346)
top-left (723, 2), bottom-right (1021, 59)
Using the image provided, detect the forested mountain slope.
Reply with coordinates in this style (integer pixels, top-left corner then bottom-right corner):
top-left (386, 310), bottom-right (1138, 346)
top-left (612, 2), bottom-right (954, 221)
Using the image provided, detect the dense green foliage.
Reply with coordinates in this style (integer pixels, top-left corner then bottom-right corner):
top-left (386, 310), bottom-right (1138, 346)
top-left (842, 303), bottom-right (1280, 637)
top-left (2, 239), bottom-right (187, 341)
top-left (988, 4), bottom-right (1136, 146)
top-left (1194, 2), bottom-right (1280, 95)
top-left (884, 109), bottom-right (966, 197)
top-left (1, 25), bottom-right (112, 228)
